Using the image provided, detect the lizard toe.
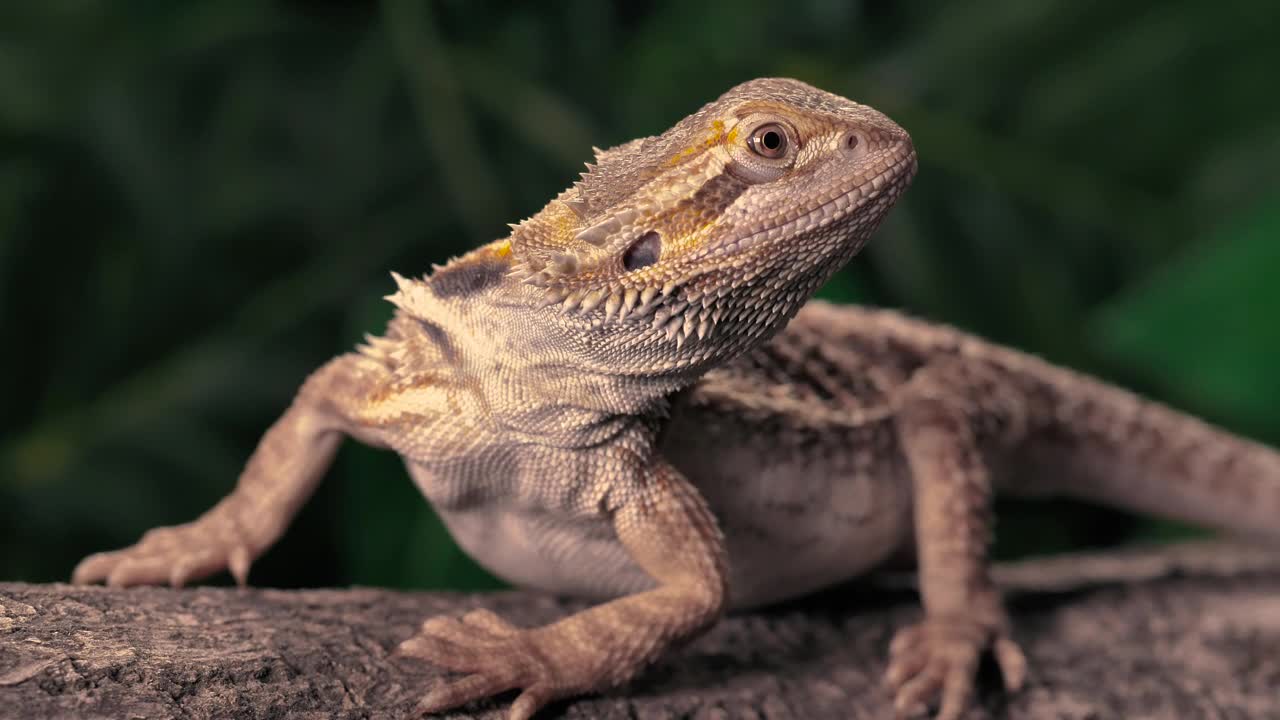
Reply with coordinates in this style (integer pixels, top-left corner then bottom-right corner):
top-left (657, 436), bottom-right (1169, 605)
top-left (399, 614), bottom-right (517, 672)
top-left (106, 555), bottom-right (175, 587)
top-left (415, 673), bottom-right (513, 716)
top-left (414, 615), bottom-right (507, 659)
top-left (888, 623), bottom-right (926, 658)
top-left (402, 614), bottom-right (585, 718)
top-left (892, 659), bottom-right (945, 718)
top-left (71, 551), bottom-right (120, 585)
top-left (229, 544), bottom-right (253, 587)
top-left (71, 510), bottom-right (261, 588)
top-left (884, 640), bottom-right (930, 689)
top-left (461, 608), bottom-right (519, 637)
top-left (167, 548), bottom-right (229, 588)
top-left (508, 687), bottom-right (554, 720)
top-left (936, 657), bottom-right (978, 720)
top-left (886, 615), bottom-right (1003, 720)
top-left (398, 630), bottom-right (462, 666)
top-left (993, 634), bottom-right (1028, 691)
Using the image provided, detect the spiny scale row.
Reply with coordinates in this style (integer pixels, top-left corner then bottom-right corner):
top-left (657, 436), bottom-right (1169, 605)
top-left (647, 302), bottom-right (720, 349)
top-left (526, 271), bottom-right (728, 350)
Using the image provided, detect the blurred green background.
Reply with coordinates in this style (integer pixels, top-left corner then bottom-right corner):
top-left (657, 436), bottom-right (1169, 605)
top-left (2, 0), bottom-right (1278, 591)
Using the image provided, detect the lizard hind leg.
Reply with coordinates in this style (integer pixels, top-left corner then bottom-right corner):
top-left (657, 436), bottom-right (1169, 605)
top-left (885, 359), bottom-right (1029, 720)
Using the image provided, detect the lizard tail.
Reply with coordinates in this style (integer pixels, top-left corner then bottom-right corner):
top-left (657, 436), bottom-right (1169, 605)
top-left (1014, 368), bottom-right (1280, 540)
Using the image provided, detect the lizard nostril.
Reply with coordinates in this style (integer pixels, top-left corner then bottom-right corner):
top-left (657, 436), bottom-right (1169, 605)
top-left (842, 131), bottom-right (869, 158)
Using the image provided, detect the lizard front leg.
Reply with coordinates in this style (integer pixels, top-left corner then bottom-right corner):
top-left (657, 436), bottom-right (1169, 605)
top-left (73, 353), bottom-right (388, 588)
top-left (399, 457), bottom-right (729, 720)
top-left (886, 360), bottom-right (1028, 720)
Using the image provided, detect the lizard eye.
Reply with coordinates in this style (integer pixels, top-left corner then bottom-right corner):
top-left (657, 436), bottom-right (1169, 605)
top-left (623, 231), bottom-right (662, 271)
top-left (747, 123), bottom-right (789, 159)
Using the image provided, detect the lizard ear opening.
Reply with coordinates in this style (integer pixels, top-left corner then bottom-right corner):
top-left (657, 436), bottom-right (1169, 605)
top-left (623, 231), bottom-right (662, 271)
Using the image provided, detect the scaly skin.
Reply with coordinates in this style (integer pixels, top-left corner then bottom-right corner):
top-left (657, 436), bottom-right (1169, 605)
top-left (72, 78), bottom-right (1280, 720)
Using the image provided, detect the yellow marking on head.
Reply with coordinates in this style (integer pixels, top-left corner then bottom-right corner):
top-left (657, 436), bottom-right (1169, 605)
top-left (685, 216), bottom-right (721, 252)
top-left (516, 202), bottom-right (580, 251)
top-left (494, 240), bottom-right (512, 258)
top-left (646, 195), bottom-right (726, 257)
top-left (668, 120), bottom-right (731, 166)
top-left (667, 145), bottom-right (698, 166)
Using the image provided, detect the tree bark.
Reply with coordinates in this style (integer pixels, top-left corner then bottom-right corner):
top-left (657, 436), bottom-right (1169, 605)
top-left (2, 542), bottom-right (1278, 719)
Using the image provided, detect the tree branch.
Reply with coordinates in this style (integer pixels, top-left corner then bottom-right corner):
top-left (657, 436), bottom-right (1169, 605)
top-left (2, 542), bottom-right (1277, 719)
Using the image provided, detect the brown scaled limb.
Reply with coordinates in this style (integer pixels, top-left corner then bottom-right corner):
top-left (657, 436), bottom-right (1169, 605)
top-left (398, 459), bottom-right (728, 720)
top-left (889, 359), bottom-right (1028, 720)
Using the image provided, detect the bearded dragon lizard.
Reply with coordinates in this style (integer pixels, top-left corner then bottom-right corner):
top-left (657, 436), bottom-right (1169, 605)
top-left (72, 78), bottom-right (1280, 720)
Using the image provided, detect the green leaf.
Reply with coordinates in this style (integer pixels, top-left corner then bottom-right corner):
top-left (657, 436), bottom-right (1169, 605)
top-left (1091, 195), bottom-right (1280, 437)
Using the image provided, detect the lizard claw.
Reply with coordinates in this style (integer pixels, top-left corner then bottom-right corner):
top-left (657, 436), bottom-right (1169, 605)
top-left (72, 513), bottom-right (258, 588)
top-left (229, 544), bottom-right (253, 587)
top-left (399, 611), bottom-right (588, 720)
top-left (884, 612), bottom-right (1026, 720)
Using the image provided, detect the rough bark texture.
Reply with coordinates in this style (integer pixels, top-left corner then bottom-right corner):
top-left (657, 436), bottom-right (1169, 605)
top-left (3, 542), bottom-right (1279, 720)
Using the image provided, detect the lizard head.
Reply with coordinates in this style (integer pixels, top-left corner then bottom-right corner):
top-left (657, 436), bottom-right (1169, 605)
top-left (508, 77), bottom-right (917, 373)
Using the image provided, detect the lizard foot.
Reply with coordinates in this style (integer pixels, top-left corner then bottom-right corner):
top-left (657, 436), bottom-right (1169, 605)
top-left (72, 509), bottom-right (256, 588)
top-left (884, 613), bottom-right (1027, 720)
top-left (399, 609), bottom-right (603, 720)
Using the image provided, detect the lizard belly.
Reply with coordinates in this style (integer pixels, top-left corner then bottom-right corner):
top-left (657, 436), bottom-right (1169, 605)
top-left (404, 414), bottom-right (913, 609)
top-left (433, 507), bottom-right (657, 599)
top-left (664, 409), bottom-right (915, 608)
top-left (402, 459), bottom-right (658, 600)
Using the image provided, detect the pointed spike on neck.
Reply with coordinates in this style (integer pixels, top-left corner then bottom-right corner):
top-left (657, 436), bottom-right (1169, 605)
top-left (561, 196), bottom-right (589, 219)
top-left (578, 289), bottom-right (606, 312)
top-left (604, 292), bottom-right (622, 320)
